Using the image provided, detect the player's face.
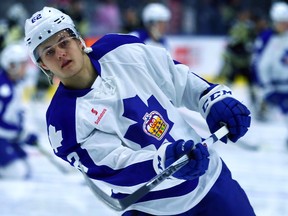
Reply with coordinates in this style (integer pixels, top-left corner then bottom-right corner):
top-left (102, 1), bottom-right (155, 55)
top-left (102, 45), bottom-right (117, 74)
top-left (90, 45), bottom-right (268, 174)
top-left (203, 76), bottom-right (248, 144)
top-left (155, 21), bottom-right (169, 35)
top-left (37, 30), bottom-right (85, 82)
top-left (274, 21), bottom-right (288, 33)
top-left (8, 61), bottom-right (28, 81)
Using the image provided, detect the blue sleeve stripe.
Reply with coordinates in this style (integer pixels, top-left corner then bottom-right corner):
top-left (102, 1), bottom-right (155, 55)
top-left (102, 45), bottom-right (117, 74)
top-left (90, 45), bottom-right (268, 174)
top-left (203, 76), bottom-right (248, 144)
top-left (87, 160), bottom-right (156, 186)
top-left (111, 179), bottom-right (199, 202)
top-left (173, 61), bottom-right (212, 85)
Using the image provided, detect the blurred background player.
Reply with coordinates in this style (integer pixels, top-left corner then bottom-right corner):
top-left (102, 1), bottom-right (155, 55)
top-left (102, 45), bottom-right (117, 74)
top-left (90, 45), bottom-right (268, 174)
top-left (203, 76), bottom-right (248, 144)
top-left (0, 42), bottom-right (38, 179)
top-left (215, 8), bottom-right (255, 88)
top-left (129, 2), bottom-right (171, 49)
top-left (3, 3), bottom-right (28, 48)
top-left (257, 1), bottom-right (288, 148)
top-left (250, 8), bottom-right (276, 121)
top-left (0, 3), bottom-right (28, 53)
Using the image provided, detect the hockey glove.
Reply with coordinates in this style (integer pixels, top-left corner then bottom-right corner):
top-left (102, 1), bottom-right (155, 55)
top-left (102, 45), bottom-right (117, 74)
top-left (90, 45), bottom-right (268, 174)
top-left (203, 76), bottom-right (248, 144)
top-left (24, 133), bottom-right (39, 146)
top-left (199, 85), bottom-right (251, 143)
top-left (153, 140), bottom-right (210, 180)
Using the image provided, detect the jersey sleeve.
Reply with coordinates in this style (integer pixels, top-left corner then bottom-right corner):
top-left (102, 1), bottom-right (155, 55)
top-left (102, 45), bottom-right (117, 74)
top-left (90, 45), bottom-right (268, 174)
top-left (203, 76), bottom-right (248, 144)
top-left (135, 44), bottom-right (211, 112)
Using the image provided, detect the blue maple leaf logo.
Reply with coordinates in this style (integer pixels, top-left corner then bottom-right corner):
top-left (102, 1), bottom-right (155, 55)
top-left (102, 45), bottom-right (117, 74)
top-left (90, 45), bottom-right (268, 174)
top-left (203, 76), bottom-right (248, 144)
top-left (123, 95), bottom-right (174, 148)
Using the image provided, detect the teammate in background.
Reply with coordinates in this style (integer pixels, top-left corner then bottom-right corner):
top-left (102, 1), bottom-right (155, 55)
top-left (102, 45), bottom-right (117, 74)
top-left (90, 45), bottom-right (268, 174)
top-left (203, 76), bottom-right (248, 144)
top-left (257, 2), bottom-right (288, 147)
top-left (215, 8), bottom-right (256, 105)
top-left (0, 3), bottom-right (28, 52)
top-left (0, 42), bottom-right (38, 179)
top-left (25, 7), bottom-right (255, 215)
top-left (129, 3), bottom-right (171, 49)
top-left (5, 3), bottom-right (28, 46)
top-left (250, 12), bottom-right (275, 121)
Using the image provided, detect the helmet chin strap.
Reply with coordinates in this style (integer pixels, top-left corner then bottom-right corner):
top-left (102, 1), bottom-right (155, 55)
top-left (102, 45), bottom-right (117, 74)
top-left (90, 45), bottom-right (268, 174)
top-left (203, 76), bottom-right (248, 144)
top-left (84, 47), bottom-right (93, 53)
top-left (79, 37), bottom-right (92, 53)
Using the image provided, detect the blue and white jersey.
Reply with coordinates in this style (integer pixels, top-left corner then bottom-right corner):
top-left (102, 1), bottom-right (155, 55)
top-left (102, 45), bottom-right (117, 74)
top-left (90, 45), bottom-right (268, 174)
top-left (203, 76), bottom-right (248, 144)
top-left (251, 28), bottom-right (275, 85)
top-left (46, 34), bottom-right (222, 215)
top-left (258, 31), bottom-right (288, 94)
top-left (0, 69), bottom-right (24, 141)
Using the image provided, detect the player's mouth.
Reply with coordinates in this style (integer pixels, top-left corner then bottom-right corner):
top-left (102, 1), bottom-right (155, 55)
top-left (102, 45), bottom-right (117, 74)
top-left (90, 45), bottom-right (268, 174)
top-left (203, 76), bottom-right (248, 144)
top-left (61, 60), bottom-right (72, 68)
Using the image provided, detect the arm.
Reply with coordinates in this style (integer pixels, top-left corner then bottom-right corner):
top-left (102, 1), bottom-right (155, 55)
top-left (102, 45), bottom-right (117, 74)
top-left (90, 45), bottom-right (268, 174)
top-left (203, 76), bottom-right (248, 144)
top-left (138, 45), bottom-right (250, 142)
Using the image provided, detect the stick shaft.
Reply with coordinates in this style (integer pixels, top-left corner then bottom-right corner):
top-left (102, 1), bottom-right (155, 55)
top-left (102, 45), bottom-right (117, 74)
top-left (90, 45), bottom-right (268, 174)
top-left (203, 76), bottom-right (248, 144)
top-left (80, 125), bottom-right (229, 211)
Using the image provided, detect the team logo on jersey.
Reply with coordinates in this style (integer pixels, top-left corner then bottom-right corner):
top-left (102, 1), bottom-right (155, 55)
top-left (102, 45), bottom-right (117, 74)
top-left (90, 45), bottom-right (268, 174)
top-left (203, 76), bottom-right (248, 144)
top-left (48, 125), bottom-right (63, 154)
top-left (123, 95), bottom-right (174, 147)
top-left (143, 111), bottom-right (169, 140)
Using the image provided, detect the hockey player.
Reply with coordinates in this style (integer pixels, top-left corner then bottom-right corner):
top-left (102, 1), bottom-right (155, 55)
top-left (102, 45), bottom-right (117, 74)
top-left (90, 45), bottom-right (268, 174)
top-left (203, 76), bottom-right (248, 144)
top-left (129, 3), bottom-right (171, 49)
top-left (257, 2), bottom-right (288, 146)
top-left (0, 42), bottom-right (38, 179)
top-left (24, 7), bottom-right (255, 215)
top-left (250, 12), bottom-right (275, 121)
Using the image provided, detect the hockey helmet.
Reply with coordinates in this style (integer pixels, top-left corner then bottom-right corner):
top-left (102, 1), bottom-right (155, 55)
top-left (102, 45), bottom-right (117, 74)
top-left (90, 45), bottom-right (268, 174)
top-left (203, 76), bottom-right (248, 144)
top-left (270, 2), bottom-right (288, 22)
top-left (25, 6), bottom-right (91, 65)
top-left (0, 42), bottom-right (29, 71)
top-left (142, 3), bottom-right (171, 24)
top-left (24, 7), bottom-right (91, 84)
top-left (7, 3), bottom-right (28, 26)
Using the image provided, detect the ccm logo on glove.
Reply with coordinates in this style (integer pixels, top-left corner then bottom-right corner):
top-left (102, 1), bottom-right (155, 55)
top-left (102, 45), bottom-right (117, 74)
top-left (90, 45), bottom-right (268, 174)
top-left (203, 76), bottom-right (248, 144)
top-left (202, 89), bottom-right (232, 113)
top-left (199, 85), bottom-right (232, 118)
top-left (199, 84), bottom-right (251, 143)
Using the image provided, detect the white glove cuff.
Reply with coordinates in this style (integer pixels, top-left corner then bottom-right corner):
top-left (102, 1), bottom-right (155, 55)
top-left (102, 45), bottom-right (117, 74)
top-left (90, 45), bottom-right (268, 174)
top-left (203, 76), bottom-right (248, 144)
top-left (153, 142), bottom-right (170, 175)
top-left (199, 85), bottom-right (233, 119)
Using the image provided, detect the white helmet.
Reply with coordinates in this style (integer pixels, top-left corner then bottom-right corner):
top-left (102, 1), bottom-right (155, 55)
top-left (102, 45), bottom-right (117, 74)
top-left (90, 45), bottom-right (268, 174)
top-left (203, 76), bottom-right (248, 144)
top-left (24, 7), bottom-right (79, 64)
top-left (7, 3), bottom-right (28, 26)
top-left (142, 3), bottom-right (171, 24)
top-left (24, 7), bottom-right (91, 84)
top-left (270, 2), bottom-right (288, 22)
top-left (0, 42), bottom-right (29, 71)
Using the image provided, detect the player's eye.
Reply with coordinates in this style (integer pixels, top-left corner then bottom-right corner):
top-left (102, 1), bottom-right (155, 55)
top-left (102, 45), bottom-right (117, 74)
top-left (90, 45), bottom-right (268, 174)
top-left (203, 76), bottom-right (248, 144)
top-left (44, 48), bottom-right (55, 57)
top-left (59, 39), bottom-right (71, 48)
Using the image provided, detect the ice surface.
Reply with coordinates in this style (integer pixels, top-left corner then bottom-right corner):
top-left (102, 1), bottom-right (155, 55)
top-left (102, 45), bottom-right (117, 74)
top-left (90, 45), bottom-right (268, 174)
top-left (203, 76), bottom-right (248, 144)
top-left (0, 85), bottom-right (287, 216)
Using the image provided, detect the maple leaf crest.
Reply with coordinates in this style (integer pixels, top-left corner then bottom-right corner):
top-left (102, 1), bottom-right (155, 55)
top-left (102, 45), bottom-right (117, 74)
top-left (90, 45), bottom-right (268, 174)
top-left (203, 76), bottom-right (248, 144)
top-left (48, 125), bottom-right (63, 153)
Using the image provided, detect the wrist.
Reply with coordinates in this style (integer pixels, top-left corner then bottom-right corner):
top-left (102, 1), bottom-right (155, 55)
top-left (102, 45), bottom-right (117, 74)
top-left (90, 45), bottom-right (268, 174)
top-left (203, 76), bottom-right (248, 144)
top-left (153, 142), bottom-right (169, 174)
top-left (199, 84), bottom-right (233, 118)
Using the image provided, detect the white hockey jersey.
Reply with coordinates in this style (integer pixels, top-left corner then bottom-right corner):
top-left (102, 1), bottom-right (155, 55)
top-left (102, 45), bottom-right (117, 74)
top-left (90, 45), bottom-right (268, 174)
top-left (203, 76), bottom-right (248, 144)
top-left (0, 69), bottom-right (25, 141)
top-left (46, 34), bottom-right (223, 215)
top-left (258, 31), bottom-right (288, 93)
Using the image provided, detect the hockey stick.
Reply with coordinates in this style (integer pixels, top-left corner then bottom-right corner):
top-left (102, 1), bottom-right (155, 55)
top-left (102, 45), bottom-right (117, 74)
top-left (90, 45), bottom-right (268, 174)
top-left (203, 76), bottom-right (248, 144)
top-left (180, 111), bottom-right (259, 152)
top-left (79, 125), bottom-right (229, 211)
top-left (37, 144), bottom-right (71, 174)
